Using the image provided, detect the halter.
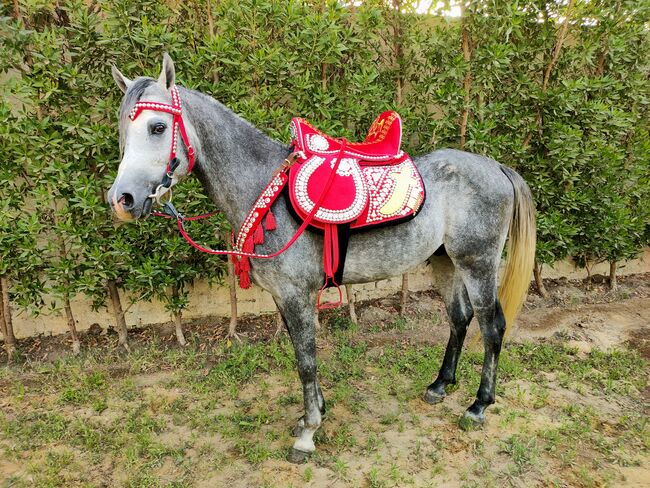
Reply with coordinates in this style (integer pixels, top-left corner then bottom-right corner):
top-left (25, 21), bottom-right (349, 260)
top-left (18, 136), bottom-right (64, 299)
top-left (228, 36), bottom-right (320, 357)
top-left (129, 86), bottom-right (195, 203)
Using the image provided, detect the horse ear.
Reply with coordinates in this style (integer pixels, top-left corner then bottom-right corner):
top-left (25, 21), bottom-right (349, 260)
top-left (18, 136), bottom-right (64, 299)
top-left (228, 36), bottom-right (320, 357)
top-left (111, 65), bottom-right (132, 94)
top-left (158, 53), bottom-right (175, 91)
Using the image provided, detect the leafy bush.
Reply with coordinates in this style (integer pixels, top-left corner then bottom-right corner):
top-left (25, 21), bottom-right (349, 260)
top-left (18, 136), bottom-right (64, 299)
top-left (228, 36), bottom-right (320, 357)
top-left (0, 0), bottom-right (648, 350)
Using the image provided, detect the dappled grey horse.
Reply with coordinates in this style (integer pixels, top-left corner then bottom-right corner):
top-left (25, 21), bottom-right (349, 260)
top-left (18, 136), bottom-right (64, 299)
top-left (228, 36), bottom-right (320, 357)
top-left (108, 55), bottom-right (535, 463)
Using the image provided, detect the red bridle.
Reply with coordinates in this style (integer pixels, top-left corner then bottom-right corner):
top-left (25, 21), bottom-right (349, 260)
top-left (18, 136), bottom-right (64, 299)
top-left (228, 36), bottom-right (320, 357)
top-left (129, 86), bottom-right (195, 181)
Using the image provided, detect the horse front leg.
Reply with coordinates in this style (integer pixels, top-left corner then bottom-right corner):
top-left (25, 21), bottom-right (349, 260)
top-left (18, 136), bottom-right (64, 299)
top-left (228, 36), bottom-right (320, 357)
top-left (275, 291), bottom-right (323, 463)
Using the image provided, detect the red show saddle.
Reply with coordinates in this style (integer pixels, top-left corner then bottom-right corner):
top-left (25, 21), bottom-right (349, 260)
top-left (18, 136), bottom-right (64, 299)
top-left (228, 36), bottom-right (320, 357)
top-left (287, 111), bottom-right (426, 305)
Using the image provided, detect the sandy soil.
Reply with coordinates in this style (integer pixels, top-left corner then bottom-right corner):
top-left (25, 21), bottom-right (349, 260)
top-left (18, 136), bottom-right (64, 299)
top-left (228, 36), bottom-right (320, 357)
top-left (1, 274), bottom-right (649, 487)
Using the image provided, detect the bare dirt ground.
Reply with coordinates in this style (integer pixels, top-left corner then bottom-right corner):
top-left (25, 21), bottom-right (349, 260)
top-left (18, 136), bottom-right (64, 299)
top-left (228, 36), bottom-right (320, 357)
top-left (1, 274), bottom-right (649, 487)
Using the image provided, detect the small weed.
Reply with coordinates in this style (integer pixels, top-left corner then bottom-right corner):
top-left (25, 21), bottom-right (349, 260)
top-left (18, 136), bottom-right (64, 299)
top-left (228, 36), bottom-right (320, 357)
top-left (91, 397), bottom-right (108, 413)
top-left (328, 310), bottom-right (356, 331)
top-left (332, 457), bottom-right (349, 480)
top-left (59, 386), bottom-right (89, 405)
top-left (236, 439), bottom-right (276, 464)
top-left (364, 431), bottom-right (383, 453)
top-left (333, 423), bottom-right (357, 449)
top-left (386, 317), bottom-right (408, 331)
top-left (380, 411), bottom-right (399, 425)
top-left (500, 434), bottom-right (539, 475)
top-left (367, 466), bottom-right (387, 488)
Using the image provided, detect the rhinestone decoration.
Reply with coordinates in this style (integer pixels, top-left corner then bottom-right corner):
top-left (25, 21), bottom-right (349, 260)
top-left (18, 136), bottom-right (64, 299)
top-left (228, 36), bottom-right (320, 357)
top-left (235, 174), bottom-right (287, 251)
top-left (330, 158), bottom-right (355, 177)
top-left (360, 158), bottom-right (424, 224)
top-left (294, 156), bottom-right (368, 223)
top-left (307, 134), bottom-right (329, 152)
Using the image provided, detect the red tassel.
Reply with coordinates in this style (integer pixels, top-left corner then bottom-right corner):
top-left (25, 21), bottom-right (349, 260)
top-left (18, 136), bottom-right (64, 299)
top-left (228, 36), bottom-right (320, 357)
top-left (233, 257), bottom-right (241, 275)
top-left (253, 224), bottom-right (264, 245)
top-left (239, 271), bottom-right (251, 289)
top-left (243, 235), bottom-right (254, 253)
top-left (239, 256), bottom-right (250, 273)
top-left (265, 210), bottom-right (276, 231)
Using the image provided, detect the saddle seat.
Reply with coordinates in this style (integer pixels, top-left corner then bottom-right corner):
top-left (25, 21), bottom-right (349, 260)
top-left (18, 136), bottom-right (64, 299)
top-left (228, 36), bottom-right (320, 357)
top-left (291, 111), bottom-right (403, 163)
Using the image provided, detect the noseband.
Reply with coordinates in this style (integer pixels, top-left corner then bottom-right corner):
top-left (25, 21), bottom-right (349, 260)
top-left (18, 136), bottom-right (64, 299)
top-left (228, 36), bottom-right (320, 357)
top-left (128, 86), bottom-right (195, 203)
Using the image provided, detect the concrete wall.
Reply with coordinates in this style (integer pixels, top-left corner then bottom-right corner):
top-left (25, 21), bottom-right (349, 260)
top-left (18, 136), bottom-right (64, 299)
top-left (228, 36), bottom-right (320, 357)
top-left (8, 249), bottom-right (650, 339)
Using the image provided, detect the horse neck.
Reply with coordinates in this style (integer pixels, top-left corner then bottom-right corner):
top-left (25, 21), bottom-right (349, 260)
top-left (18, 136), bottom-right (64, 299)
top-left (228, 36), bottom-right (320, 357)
top-left (181, 88), bottom-right (291, 226)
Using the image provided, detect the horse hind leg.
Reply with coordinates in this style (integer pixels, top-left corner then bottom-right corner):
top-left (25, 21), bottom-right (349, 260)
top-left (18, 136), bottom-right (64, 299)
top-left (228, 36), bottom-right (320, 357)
top-left (424, 254), bottom-right (474, 404)
top-left (455, 259), bottom-right (506, 430)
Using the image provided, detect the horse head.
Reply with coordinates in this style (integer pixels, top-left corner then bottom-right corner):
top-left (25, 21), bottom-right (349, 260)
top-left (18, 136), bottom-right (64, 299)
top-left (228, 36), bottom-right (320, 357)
top-left (108, 54), bottom-right (195, 220)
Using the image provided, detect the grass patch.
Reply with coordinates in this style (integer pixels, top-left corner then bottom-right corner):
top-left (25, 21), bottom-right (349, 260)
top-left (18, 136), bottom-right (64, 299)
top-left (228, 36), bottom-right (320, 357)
top-left (0, 335), bottom-right (646, 487)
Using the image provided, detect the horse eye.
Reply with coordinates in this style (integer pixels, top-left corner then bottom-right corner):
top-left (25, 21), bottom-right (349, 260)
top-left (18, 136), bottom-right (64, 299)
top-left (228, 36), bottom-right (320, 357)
top-left (151, 122), bottom-right (166, 135)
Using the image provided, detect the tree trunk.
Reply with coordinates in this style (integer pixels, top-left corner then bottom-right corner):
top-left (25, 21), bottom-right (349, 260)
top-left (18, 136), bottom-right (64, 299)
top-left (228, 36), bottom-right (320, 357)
top-left (459, 3), bottom-right (472, 150)
top-left (63, 292), bottom-right (80, 354)
top-left (533, 261), bottom-right (548, 298)
top-left (0, 298), bottom-right (7, 360)
top-left (225, 234), bottom-right (239, 339)
top-left (595, 1), bottom-right (620, 77)
top-left (542, 0), bottom-right (575, 92)
top-left (171, 284), bottom-right (187, 346)
top-left (173, 310), bottom-right (187, 346)
top-left (392, 0), bottom-right (404, 107)
top-left (400, 273), bottom-right (409, 316)
top-left (523, 0), bottom-right (575, 148)
top-left (345, 285), bottom-right (357, 324)
top-left (274, 311), bottom-right (284, 338)
top-left (51, 197), bottom-right (80, 354)
top-left (609, 261), bottom-right (618, 291)
top-left (12, 0), bottom-right (20, 20)
top-left (205, 0), bottom-right (219, 85)
top-left (0, 276), bottom-right (16, 359)
top-left (585, 261), bottom-right (593, 287)
top-left (107, 280), bottom-right (129, 351)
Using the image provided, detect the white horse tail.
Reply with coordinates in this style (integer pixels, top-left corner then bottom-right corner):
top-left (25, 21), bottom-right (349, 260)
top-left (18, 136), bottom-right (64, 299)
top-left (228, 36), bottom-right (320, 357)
top-left (498, 165), bottom-right (536, 337)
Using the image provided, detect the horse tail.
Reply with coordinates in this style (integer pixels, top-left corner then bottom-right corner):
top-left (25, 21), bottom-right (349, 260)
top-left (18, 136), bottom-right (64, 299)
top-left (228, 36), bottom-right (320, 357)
top-left (498, 165), bottom-right (536, 337)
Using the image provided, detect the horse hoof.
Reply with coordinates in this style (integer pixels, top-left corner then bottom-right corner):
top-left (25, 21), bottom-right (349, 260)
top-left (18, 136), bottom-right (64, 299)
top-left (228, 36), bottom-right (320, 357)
top-left (459, 411), bottom-right (485, 431)
top-left (423, 388), bottom-right (445, 405)
top-left (287, 448), bottom-right (311, 464)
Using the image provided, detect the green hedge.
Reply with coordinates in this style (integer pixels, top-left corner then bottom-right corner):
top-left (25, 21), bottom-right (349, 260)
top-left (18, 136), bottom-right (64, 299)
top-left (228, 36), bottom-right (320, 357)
top-left (1, 0), bottom-right (648, 341)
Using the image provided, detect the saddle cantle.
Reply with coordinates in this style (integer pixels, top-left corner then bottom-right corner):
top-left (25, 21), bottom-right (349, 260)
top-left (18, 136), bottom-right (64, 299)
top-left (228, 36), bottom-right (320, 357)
top-left (287, 111), bottom-right (426, 305)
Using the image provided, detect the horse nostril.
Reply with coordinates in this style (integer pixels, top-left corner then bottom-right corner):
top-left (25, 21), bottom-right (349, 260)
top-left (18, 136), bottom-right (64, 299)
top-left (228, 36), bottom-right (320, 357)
top-left (119, 193), bottom-right (135, 210)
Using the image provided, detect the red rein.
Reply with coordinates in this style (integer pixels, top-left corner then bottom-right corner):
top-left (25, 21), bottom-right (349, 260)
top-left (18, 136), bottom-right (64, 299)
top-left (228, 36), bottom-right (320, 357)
top-left (135, 87), bottom-right (346, 308)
